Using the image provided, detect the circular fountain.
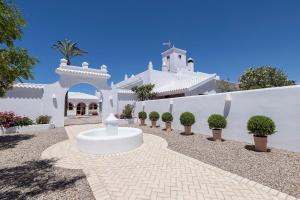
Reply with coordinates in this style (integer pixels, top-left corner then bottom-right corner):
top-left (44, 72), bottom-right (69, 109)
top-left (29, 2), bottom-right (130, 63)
top-left (77, 113), bottom-right (143, 154)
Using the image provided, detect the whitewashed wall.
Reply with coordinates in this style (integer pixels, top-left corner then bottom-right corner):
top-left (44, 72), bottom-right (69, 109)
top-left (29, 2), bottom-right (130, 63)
top-left (0, 82), bottom-right (112, 128)
top-left (133, 85), bottom-right (300, 153)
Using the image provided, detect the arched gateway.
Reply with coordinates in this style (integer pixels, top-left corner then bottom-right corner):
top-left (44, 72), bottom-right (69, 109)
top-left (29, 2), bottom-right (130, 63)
top-left (54, 59), bottom-right (114, 126)
top-left (0, 58), bottom-right (114, 128)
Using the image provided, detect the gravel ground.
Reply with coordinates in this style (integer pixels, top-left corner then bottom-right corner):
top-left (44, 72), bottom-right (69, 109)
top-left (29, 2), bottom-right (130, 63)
top-left (126, 124), bottom-right (300, 198)
top-left (0, 128), bottom-right (95, 200)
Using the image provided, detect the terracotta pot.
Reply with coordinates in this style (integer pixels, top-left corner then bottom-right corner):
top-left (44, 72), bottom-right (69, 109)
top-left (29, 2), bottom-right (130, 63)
top-left (212, 129), bottom-right (222, 141)
top-left (151, 120), bottom-right (157, 128)
top-left (165, 122), bottom-right (172, 131)
top-left (183, 125), bottom-right (192, 135)
top-left (140, 119), bottom-right (145, 126)
top-left (253, 135), bottom-right (268, 152)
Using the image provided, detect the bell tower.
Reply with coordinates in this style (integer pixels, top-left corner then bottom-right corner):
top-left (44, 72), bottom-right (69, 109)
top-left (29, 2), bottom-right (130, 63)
top-left (161, 47), bottom-right (188, 73)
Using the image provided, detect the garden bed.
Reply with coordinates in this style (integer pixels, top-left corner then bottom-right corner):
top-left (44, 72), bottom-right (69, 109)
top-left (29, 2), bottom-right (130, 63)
top-left (124, 124), bottom-right (300, 198)
top-left (0, 123), bottom-right (55, 134)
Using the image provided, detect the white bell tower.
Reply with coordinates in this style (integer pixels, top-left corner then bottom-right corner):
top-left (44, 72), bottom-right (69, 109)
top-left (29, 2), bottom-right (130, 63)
top-left (161, 47), bottom-right (189, 73)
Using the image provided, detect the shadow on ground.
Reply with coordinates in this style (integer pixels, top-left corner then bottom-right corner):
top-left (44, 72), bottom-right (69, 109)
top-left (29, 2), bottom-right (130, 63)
top-left (244, 145), bottom-right (271, 152)
top-left (0, 134), bottom-right (35, 150)
top-left (0, 159), bottom-right (85, 200)
top-left (206, 137), bottom-right (226, 142)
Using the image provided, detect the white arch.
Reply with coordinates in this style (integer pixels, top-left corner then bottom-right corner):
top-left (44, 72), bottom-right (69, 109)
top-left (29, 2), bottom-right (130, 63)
top-left (52, 61), bottom-right (114, 126)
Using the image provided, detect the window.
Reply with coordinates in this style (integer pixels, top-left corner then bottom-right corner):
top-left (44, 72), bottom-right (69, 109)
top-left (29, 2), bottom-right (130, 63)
top-left (89, 103), bottom-right (98, 110)
top-left (68, 103), bottom-right (74, 110)
top-left (178, 55), bottom-right (181, 59)
top-left (167, 56), bottom-right (170, 60)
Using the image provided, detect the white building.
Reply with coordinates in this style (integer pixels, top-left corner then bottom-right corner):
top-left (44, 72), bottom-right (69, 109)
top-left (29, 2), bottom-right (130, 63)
top-left (67, 92), bottom-right (102, 116)
top-left (113, 47), bottom-right (219, 100)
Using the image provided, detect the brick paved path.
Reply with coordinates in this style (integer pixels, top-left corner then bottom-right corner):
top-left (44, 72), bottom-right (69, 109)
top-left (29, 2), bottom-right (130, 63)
top-left (41, 124), bottom-right (296, 200)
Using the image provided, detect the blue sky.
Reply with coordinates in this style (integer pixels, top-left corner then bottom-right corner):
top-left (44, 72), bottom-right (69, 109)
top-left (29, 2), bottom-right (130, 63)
top-left (16, 0), bottom-right (300, 94)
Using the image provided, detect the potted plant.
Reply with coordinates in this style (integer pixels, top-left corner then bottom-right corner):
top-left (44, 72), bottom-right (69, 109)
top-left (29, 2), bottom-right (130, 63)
top-left (180, 112), bottom-right (195, 135)
top-left (207, 114), bottom-right (227, 141)
top-left (247, 115), bottom-right (276, 152)
top-left (138, 111), bottom-right (147, 126)
top-left (162, 112), bottom-right (173, 131)
top-left (149, 111), bottom-right (160, 128)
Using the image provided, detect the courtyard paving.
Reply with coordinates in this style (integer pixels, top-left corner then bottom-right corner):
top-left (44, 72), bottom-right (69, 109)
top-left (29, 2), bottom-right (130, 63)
top-left (64, 115), bottom-right (102, 126)
top-left (41, 124), bottom-right (296, 200)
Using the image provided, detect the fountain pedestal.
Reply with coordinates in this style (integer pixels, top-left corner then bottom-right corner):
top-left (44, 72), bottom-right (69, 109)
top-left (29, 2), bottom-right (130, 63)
top-left (105, 113), bottom-right (119, 136)
top-left (76, 113), bottom-right (143, 154)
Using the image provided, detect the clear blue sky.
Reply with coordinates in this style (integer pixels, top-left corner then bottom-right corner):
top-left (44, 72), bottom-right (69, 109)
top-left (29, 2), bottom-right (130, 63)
top-left (16, 0), bottom-right (300, 94)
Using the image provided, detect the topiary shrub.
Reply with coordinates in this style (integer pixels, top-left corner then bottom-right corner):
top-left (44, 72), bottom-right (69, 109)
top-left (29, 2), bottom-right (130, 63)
top-left (149, 111), bottom-right (160, 121)
top-left (162, 112), bottom-right (173, 122)
top-left (247, 115), bottom-right (276, 137)
top-left (180, 112), bottom-right (195, 126)
top-left (138, 111), bottom-right (147, 120)
top-left (208, 114), bottom-right (227, 129)
top-left (36, 115), bottom-right (51, 124)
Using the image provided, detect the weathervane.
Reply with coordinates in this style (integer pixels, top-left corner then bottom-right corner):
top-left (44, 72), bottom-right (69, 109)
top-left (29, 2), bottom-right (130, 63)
top-left (162, 40), bottom-right (173, 49)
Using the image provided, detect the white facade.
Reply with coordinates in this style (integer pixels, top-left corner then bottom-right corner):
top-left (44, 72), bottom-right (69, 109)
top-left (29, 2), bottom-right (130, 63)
top-left (0, 59), bottom-right (113, 127)
top-left (114, 47), bottom-right (218, 98)
top-left (0, 47), bottom-right (299, 153)
top-left (113, 47), bottom-right (219, 114)
top-left (67, 92), bottom-right (101, 116)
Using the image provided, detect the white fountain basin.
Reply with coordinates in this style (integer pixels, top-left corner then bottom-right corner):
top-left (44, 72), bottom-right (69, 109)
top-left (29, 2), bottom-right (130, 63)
top-left (77, 127), bottom-right (143, 154)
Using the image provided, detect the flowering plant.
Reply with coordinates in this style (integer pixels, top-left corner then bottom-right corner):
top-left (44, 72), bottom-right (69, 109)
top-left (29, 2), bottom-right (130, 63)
top-left (0, 112), bottom-right (33, 128)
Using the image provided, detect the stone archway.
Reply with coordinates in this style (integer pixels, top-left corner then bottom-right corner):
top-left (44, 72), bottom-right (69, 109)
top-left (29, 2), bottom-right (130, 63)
top-left (55, 59), bottom-right (114, 126)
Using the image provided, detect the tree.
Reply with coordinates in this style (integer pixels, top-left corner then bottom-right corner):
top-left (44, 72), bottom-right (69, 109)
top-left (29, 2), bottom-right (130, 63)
top-left (239, 66), bottom-right (295, 90)
top-left (0, 0), bottom-right (38, 97)
top-left (131, 84), bottom-right (156, 101)
top-left (52, 39), bottom-right (87, 65)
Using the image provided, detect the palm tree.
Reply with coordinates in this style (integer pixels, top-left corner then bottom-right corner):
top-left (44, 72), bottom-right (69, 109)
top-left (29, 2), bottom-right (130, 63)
top-left (52, 39), bottom-right (87, 65)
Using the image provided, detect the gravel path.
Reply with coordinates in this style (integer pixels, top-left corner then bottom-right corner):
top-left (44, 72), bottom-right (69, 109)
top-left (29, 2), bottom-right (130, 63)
top-left (0, 128), bottom-right (95, 200)
top-left (126, 124), bottom-right (300, 198)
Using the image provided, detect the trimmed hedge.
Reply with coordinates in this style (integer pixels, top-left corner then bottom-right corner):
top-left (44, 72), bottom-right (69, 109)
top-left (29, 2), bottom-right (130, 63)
top-left (208, 114), bottom-right (227, 129)
top-left (149, 111), bottom-right (160, 121)
top-left (162, 112), bottom-right (173, 122)
top-left (36, 115), bottom-right (51, 124)
top-left (180, 112), bottom-right (195, 126)
top-left (138, 111), bottom-right (147, 120)
top-left (247, 115), bottom-right (276, 136)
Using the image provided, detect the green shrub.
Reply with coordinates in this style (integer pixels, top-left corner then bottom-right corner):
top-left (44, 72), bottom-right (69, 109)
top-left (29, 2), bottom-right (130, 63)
top-left (0, 112), bottom-right (34, 128)
top-left (36, 115), bottom-right (51, 124)
top-left (208, 114), bottom-right (227, 129)
top-left (162, 112), bottom-right (173, 122)
top-left (122, 104), bottom-right (133, 119)
top-left (180, 112), bottom-right (195, 126)
top-left (138, 111), bottom-right (147, 120)
top-left (19, 117), bottom-right (34, 126)
top-left (247, 115), bottom-right (276, 136)
top-left (149, 111), bottom-right (160, 121)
